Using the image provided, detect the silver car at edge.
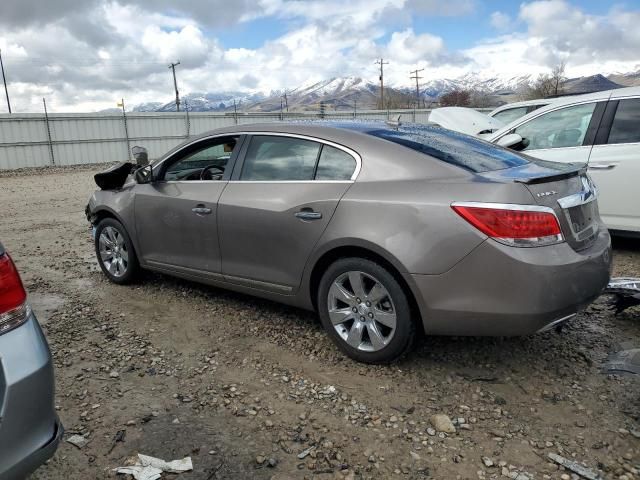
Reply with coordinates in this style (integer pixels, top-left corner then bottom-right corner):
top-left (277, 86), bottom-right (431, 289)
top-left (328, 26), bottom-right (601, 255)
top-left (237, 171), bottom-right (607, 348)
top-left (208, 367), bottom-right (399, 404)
top-left (86, 122), bottom-right (612, 363)
top-left (0, 241), bottom-right (63, 479)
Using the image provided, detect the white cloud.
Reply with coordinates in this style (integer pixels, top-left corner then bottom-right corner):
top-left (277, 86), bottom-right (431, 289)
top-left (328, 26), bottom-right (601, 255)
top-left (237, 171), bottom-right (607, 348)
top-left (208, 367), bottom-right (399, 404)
top-left (0, 0), bottom-right (638, 112)
top-left (490, 11), bottom-right (511, 30)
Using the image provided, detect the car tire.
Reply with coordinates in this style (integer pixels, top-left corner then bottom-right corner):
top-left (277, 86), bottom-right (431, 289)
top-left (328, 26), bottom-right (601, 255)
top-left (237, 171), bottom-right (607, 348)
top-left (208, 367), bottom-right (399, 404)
top-left (94, 218), bottom-right (140, 284)
top-left (317, 257), bottom-right (415, 364)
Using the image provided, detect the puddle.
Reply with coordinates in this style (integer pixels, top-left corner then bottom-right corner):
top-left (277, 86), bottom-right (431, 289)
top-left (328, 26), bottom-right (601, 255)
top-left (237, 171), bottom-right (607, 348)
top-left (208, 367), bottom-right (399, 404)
top-left (28, 292), bottom-right (66, 325)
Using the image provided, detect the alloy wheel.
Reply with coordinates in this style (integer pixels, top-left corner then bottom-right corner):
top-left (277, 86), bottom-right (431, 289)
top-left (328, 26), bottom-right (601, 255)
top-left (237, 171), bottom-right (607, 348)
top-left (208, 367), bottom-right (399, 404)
top-left (98, 226), bottom-right (129, 278)
top-left (327, 271), bottom-right (397, 352)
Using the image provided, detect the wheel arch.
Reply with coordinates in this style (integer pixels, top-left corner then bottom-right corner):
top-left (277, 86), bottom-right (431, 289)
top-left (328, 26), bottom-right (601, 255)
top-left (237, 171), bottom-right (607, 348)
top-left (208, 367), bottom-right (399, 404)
top-left (307, 243), bottom-right (424, 331)
top-left (91, 207), bottom-right (142, 263)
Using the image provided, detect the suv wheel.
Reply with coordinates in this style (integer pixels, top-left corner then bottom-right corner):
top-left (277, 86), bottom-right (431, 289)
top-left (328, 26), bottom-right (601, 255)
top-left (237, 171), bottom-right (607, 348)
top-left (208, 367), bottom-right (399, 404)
top-left (317, 257), bottom-right (415, 363)
top-left (95, 218), bottom-right (140, 284)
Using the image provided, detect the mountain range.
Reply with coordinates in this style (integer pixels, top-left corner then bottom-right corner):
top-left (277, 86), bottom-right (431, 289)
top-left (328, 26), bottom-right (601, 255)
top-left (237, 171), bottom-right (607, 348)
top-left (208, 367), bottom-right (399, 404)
top-left (131, 70), bottom-right (640, 113)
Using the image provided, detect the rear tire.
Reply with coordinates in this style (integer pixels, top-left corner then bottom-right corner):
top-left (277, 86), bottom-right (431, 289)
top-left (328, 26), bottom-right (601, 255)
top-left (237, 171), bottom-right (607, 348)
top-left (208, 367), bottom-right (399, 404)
top-left (94, 218), bottom-right (140, 284)
top-left (317, 257), bottom-right (415, 364)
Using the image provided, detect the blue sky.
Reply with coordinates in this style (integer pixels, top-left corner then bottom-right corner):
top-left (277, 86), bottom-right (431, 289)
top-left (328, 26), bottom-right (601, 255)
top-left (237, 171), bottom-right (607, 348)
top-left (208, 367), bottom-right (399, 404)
top-left (0, 0), bottom-right (639, 111)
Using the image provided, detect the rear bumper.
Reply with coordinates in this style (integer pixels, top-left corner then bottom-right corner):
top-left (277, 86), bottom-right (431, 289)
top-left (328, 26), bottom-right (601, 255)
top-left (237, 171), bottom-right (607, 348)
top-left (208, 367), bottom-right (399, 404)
top-left (0, 312), bottom-right (62, 479)
top-left (411, 226), bottom-right (612, 336)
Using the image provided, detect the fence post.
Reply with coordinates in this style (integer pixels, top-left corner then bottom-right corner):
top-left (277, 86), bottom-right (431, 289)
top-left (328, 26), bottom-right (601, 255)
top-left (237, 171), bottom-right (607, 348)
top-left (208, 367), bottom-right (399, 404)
top-left (42, 97), bottom-right (55, 166)
top-left (184, 100), bottom-right (191, 138)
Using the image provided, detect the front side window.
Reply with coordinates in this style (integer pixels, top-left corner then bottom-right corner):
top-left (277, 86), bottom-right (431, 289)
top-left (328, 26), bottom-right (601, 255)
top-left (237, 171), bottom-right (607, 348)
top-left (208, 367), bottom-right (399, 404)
top-left (164, 137), bottom-right (239, 181)
top-left (608, 98), bottom-right (640, 144)
top-left (240, 136), bottom-right (321, 180)
top-left (514, 102), bottom-right (597, 151)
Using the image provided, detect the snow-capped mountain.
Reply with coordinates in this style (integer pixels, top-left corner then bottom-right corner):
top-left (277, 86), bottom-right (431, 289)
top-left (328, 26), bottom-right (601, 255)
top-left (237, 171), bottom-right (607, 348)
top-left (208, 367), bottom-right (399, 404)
top-left (133, 91), bottom-right (266, 112)
top-left (130, 70), bottom-right (637, 113)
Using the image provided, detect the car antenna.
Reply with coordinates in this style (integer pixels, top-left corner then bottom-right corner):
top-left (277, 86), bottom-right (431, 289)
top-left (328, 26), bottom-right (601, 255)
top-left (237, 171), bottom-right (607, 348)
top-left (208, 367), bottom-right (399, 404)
top-left (385, 114), bottom-right (402, 130)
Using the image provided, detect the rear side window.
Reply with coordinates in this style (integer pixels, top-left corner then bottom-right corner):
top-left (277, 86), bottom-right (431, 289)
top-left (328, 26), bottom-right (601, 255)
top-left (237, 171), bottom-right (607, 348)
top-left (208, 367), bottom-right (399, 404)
top-left (315, 145), bottom-right (356, 180)
top-left (608, 98), bottom-right (640, 144)
top-left (241, 136), bottom-right (320, 180)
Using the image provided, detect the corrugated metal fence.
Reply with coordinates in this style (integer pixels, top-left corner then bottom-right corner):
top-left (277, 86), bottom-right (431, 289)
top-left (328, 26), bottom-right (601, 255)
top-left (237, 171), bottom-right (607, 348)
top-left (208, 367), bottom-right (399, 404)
top-left (0, 108), bottom-right (440, 170)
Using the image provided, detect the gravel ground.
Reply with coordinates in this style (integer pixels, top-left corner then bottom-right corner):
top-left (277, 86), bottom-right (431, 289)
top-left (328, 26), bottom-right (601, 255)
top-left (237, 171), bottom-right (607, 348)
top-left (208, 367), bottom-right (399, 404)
top-left (0, 165), bottom-right (638, 480)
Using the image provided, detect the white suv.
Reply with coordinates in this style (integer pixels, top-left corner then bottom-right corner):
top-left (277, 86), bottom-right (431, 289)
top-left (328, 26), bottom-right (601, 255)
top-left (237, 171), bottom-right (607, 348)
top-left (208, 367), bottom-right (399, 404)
top-left (488, 87), bottom-right (640, 235)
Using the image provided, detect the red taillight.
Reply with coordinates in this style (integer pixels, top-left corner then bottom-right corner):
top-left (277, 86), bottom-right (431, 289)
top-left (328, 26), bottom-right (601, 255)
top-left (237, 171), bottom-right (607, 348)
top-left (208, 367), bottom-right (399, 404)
top-left (452, 203), bottom-right (563, 247)
top-left (0, 253), bottom-right (27, 315)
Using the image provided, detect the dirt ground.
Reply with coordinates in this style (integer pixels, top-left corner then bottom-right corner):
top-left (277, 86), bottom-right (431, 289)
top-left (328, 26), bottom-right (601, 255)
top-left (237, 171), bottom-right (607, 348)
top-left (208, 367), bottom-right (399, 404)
top-left (0, 165), bottom-right (638, 480)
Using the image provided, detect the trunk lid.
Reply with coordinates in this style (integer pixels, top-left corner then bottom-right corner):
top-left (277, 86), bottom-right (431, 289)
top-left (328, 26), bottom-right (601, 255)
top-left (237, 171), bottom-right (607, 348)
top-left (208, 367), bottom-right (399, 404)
top-left (481, 160), bottom-right (600, 251)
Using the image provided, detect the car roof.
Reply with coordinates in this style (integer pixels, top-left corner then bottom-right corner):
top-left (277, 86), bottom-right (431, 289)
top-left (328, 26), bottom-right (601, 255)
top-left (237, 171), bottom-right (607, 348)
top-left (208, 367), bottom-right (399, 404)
top-left (159, 120), bottom-right (460, 161)
top-left (488, 86), bottom-right (640, 140)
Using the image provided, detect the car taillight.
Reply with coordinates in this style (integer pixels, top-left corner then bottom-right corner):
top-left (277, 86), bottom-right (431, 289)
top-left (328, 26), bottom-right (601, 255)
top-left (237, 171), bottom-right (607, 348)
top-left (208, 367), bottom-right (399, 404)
top-left (451, 202), bottom-right (563, 247)
top-left (0, 252), bottom-right (29, 334)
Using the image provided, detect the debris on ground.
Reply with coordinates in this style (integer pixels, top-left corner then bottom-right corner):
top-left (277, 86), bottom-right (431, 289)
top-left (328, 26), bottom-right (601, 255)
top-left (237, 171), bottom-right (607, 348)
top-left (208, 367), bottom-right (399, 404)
top-left (547, 453), bottom-right (603, 480)
top-left (114, 454), bottom-right (193, 480)
top-left (430, 414), bottom-right (456, 433)
top-left (602, 348), bottom-right (640, 375)
top-left (65, 434), bottom-right (88, 449)
top-left (604, 277), bottom-right (640, 313)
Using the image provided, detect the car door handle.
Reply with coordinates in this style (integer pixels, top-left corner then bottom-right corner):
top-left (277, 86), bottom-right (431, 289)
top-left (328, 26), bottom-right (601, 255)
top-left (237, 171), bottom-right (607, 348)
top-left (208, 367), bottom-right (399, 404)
top-left (589, 163), bottom-right (617, 170)
top-left (192, 205), bottom-right (212, 215)
top-left (295, 210), bottom-right (322, 220)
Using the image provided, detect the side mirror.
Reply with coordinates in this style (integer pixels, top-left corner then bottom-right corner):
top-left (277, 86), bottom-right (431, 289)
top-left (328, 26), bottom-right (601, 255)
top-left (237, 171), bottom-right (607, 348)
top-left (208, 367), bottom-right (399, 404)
top-left (131, 146), bottom-right (149, 166)
top-left (495, 133), bottom-right (524, 149)
top-left (134, 165), bottom-right (153, 184)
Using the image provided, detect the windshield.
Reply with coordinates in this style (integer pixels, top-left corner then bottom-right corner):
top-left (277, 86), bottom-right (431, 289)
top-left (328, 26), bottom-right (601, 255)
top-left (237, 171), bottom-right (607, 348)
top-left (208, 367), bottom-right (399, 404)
top-left (365, 125), bottom-right (530, 173)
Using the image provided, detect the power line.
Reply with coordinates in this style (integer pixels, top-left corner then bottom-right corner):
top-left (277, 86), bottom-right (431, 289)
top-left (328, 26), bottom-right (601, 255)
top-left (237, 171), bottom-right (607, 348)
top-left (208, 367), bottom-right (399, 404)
top-left (168, 61), bottom-right (181, 112)
top-left (375, 58), bottom-right (389, 109)
top-left (0, 49), bottom-right (12, 114)
top-left (410, 68), bottom-right (424, 108)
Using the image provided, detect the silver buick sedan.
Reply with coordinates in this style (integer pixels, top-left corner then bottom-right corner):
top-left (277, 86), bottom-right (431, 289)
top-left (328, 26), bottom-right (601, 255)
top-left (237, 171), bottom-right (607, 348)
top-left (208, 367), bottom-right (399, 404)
top-left (86, 122), bottom-right (612, 363)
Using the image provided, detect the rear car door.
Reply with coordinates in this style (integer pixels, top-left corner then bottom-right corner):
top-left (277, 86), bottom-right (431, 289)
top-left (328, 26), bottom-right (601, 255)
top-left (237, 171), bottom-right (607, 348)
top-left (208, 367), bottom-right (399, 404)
top-left (508, 101), bottom-right (605, 164)
top-left (133, 135), bottom-right (242, 275)
top-left (587, 96), bottom-right (640, 232)
top-left (218, 134), bottom-right (359, 293)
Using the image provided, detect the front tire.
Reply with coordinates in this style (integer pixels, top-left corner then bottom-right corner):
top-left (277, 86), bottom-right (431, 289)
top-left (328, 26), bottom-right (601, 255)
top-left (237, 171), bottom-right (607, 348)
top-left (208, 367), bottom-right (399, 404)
top-left (317, 257), bottom-right (415, 364)
top-left (95, 218), bottom-right (140, 284)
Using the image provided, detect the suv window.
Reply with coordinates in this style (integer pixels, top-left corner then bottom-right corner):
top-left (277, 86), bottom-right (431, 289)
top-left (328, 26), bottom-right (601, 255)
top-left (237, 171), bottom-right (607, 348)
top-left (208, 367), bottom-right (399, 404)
top-left (241, 136), bottom-right (321, 181)
top-left (492, 106), bottom-right (529, 124)
top-left (165, 137), bottom-right (238, 181)
top-left (315, 145), bottom-right (356, 180)
top-left (608, 98), bottom-right (640, 144)
top-left (514, 102), bottom-right (596, 150)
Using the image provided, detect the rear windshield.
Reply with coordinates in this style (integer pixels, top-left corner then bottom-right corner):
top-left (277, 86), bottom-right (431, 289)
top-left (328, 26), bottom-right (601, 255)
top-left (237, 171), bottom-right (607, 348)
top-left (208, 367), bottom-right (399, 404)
top-left (366, 126), bottom-right (529, 173)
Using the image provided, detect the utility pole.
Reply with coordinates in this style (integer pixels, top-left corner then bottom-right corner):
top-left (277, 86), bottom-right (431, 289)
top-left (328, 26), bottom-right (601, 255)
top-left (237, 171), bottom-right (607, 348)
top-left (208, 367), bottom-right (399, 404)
top-left (410, 68), bottom-right (424, 108)
top-left (168, 61), bottom-right (181, 112)
top-left (0, 49), bottom-right (11, 114)
top-left (117, 98), bottom-right (131, 161)
top-left (281, 92), bottom-right (288, 112)
top-left (375, 58), bottom-right (389, 110)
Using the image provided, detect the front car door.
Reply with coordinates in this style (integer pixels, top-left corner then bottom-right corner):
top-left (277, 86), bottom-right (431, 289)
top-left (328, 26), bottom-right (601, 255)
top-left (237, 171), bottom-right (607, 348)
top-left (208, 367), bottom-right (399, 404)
top-left (505, 100), bottom-right (605, 164)
top-left (587, 96), bottom-right (640, 233)
top-left (134, 135), bottom-right (243, 275)
top-left (218, 133), bottom-right (360, 293)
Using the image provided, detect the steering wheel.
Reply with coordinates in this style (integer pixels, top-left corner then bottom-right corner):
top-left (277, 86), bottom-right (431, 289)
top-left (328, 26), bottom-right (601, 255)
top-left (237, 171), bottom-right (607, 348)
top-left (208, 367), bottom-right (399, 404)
top-left (199, 165), bottom-right (225, 180)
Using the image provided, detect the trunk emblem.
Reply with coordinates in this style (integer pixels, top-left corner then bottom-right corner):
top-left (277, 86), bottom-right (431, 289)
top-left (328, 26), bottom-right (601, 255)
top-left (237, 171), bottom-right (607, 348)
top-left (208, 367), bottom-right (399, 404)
top-left (536, 191), bottom-right (557, 198)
